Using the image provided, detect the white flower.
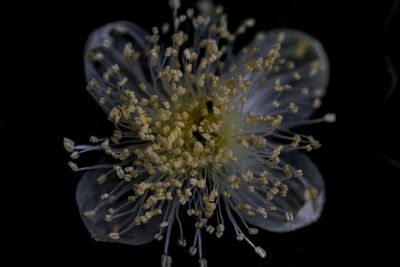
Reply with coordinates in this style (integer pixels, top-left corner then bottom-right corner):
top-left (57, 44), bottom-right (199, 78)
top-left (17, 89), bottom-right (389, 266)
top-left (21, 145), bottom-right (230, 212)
top-left (64, 1), bottom-right (335, 266)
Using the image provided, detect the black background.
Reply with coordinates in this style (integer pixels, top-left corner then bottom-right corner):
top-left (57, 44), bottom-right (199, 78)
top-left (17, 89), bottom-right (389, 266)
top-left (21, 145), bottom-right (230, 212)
top-left (1, 0), bottom-right (391, 266)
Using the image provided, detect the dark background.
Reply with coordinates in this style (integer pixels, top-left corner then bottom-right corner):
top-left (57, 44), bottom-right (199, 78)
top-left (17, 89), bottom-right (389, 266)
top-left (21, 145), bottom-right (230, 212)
top-left (1, 0), bottom-right (391, 266)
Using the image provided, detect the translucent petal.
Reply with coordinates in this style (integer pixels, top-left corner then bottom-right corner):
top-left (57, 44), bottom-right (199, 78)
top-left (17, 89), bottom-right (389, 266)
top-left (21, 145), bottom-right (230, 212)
top-left (230, 151), bottom-right (325, 232)
top-left (234, 29), bottom-right (329, 127)
top-left (84, 21), bottom-right (153, 114)
top-left (76, 163), bottom-right (162, 245)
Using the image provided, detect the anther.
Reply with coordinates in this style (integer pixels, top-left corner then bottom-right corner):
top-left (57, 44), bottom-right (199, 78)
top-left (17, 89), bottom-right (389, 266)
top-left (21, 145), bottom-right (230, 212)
top-left (323, 113), bottom-right (336, 123)
top-left (236, 234), bottom-right (245, 241)
top-left (285, 211), bottom-right (294, 222)
top-left (70, 151), bottom-right (79, 160)
top-left (206, 225), bottom-right (215, 234)
top-left (83, 210), bottom-right (96, 217)
top-left (313, 98), bottom-right (322, 109)
top-left (159, 221), bottom-right (169, 228)
top-left (189, 246), bottom-right (198, 256)
top-left (161, 254), bottom-right (172, 267)
top-left (255, 246), bottom-right (267, 258)
top-left (101, 139), bottom-right (109, 149)
top-left (294, 169), bottom-right (303, 177)
top-left (89, 136), bottom-right (99, 143)
top-left (198, 258), bottom-right (208, 267)
top-left (63, 138), bottom-right (75, 152)
top-left (178, 238), bottom-right (187, 247)
top-left (249, 228), bottom-right (259, 235)
top-left (68, 161), bottom-right (79, 172)
top-left (155, 233), bottom-right (163, 241)
top-left (108, 232), bottom-right (120, 240)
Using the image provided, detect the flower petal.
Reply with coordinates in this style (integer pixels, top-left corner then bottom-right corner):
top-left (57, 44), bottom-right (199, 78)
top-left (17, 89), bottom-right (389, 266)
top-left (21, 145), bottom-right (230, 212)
top-left (234, 29), bottom-right (329, 127)
top-left (76, 164), bottom-right (162, 245)
top-left (231, 151), bottom-right (325, 232)
top-left (84, 21), bottom-right (153, 114)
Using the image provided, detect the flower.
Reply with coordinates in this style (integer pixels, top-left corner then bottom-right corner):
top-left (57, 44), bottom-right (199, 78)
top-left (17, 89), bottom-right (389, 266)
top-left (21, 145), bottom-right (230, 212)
top-left (64, 0), bottom-right (335, 266)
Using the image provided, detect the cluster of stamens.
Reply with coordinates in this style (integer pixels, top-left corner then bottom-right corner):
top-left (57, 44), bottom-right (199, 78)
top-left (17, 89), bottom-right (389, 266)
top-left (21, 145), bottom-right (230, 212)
top-left (65, 1), bottom-right (334, 266)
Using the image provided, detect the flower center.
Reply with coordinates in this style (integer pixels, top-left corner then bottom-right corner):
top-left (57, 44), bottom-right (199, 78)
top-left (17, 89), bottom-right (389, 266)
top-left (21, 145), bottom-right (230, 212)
top-left (129, 89), bottom-right (242, 176)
